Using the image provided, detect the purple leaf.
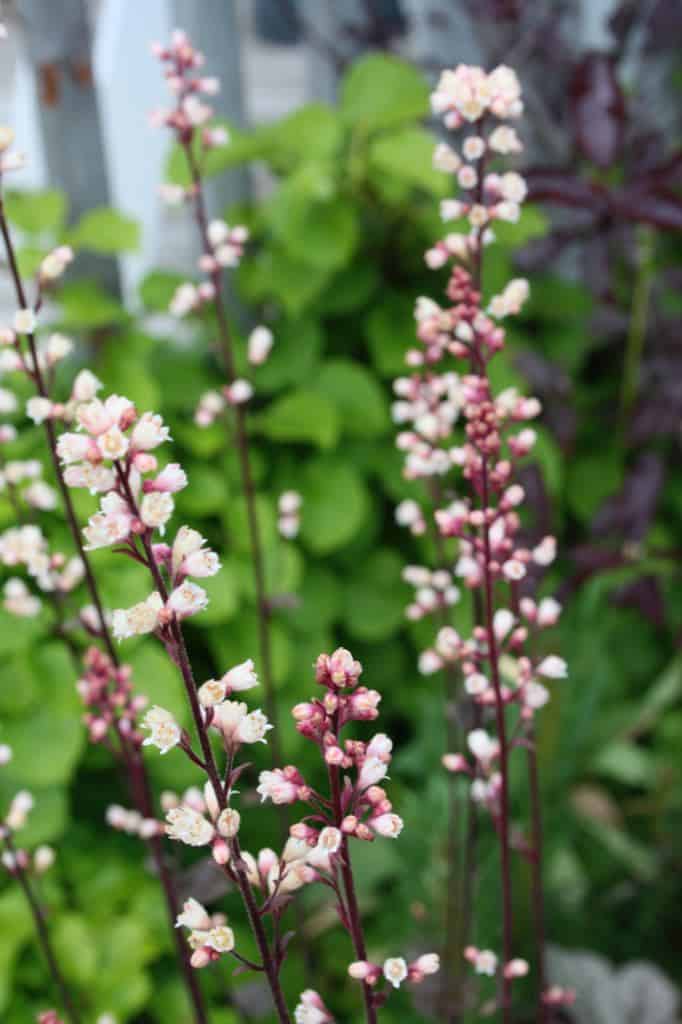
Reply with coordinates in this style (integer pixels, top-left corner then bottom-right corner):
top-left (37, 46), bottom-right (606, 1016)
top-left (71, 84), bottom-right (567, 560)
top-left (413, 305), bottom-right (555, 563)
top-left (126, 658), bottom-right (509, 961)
top-left (524, 168), bottom-right (606, 211)
top-left (570, 54), bottom-right (626, 168)
top-left (608, 186), bottom-right (682, 230)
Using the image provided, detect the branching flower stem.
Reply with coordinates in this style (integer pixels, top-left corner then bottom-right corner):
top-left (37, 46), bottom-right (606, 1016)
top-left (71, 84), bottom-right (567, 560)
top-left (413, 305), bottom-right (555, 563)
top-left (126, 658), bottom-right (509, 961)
top-left (117, 470), bottom-right (293, 1024)
top-left (0, 194), bottom-right (209, 1024)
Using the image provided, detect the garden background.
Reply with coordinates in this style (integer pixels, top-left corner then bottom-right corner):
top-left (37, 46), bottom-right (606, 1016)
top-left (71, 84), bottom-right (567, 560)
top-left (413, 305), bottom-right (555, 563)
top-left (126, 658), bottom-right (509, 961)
top-left (0, 1), bottom-right (681, 1022)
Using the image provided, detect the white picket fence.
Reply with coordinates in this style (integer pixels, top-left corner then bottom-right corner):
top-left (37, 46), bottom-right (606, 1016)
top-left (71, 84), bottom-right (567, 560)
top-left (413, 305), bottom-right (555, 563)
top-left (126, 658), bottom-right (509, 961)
top-left (0, 0), bottom-right (626, 311)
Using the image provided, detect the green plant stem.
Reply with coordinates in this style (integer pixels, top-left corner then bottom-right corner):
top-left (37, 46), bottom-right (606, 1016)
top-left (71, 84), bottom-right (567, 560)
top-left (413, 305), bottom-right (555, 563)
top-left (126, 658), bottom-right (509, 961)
top-left (619, 225), bottom-right (655, 436)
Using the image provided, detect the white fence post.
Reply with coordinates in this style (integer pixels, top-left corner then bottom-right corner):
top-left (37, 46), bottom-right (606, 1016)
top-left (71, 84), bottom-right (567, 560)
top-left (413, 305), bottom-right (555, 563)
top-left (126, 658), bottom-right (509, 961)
top-left (15, 0), bottom-right (120, 292)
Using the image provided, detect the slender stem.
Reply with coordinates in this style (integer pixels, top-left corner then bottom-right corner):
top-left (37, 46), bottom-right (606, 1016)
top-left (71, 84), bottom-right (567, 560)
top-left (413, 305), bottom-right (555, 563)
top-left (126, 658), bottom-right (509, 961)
top-left (3, 835), bottom-right (81, 1024)
top-left (122, 482), bottom-right (292, 1024)
top-left (329, 765), bottom-right (377, 1024)
top-left (480, 462), bottom-right (514, 1021)
top-left (619, 225), bottom-right (655, 436)
top-left (526, 736), bottom-right (548, 1023)
top-left (0, 195), bottom-right (209, 1024)
top-left (181, 143), bottom-right (282, 769)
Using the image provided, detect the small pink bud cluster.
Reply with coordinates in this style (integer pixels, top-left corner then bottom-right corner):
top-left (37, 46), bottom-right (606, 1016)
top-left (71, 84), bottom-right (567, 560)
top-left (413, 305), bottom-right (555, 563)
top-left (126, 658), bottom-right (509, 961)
top-left (78, 646), bottom-right (147, 746)
top-left (260, 649), bottom-right (402, 842)
top-left (348, 952), bottom-right (440, 990)
top-left (105, 804), bottom-right (163, 840)
top-left (150, 29), bottom-right (225, 145)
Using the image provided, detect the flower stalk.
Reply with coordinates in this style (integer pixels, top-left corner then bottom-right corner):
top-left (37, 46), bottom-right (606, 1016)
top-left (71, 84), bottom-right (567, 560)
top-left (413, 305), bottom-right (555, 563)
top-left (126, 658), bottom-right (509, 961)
top-left (0, 186), bottom-right (209, 1024)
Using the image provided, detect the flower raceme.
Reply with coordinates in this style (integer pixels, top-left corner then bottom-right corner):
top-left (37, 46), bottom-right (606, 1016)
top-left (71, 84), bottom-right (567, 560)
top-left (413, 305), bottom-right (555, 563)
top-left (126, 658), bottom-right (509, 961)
top-left (388, 60), bottom-right (570, 1016)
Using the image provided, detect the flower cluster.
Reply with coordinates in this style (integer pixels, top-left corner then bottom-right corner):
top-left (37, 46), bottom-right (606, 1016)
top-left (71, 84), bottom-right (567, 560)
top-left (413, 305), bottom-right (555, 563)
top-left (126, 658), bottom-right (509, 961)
top-left (391, 62), bottom-right (565, 1012)
top-left (349, 952), bottom-right (441, 990)
top-left (174, 896), bottom-right (235, 969)
top-left (0, 747), bottom-right (55, 876)
top-left (0, 524), bottom-right (84, 618)
top-left (277, 490), bottom-right (302, 539)
top-left (77, 647), bottom-right (147, 746)
top-left (54, 390), bottom-right (220, 638)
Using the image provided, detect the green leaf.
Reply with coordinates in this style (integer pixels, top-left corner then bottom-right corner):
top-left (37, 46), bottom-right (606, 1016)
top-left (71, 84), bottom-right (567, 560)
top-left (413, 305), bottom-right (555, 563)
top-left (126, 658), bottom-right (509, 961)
top-left (58, 279), bottom-right (127, 329)
top-left (341, 55), bottom-right (429, 131)
top-left (127, 644), bottom-right (188, 726)
top-left (257, 390), bottom-right (340, 449)
top-left (300, 457), bottom-right (370, 553)
top-left (269, 165), bottom-right (359, 271)
top-left (368, 128), bottom-right (448, 197)
top-left (4, 188), bottom-right (67, 234)
top-left (253, 319), bottom-right (323, 393)
top-left (343, 549), bottom-right (407, 640)
top-left (567, 453), bottom-right (624, 523)
top-left (53, 914), bottom-right (99, 984)
top-left (0, 888), bottom-right (33, 1012)
top-left (591, 741), bottom-right (656, 786)
top-left (366, 292), bottom-right (415, 377)
top-left (166, 119), bottom-right (261, 184)
top-left (139, 269), bottom-right (188, 311)
top-left (67, 206), bottom-right (139, 253)
top-left (176, 463), bottom-right (227, 516)
top-left (315, 359), bottom-right (389, 438)
top-left (254, 104), bottom-right (343, 171)
top-left (239, 245), bottom-right (331, 315)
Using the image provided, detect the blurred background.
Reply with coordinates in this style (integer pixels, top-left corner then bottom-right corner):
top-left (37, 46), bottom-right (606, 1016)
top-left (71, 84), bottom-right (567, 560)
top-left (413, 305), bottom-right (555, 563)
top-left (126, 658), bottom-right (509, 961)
top-left (0, 1), bottom-right (681, 1022)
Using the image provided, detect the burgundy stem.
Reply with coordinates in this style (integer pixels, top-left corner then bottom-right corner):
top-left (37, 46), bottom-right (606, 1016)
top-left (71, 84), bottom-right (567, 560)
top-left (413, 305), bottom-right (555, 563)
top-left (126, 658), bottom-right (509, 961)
top-left (3, 835), bottom-right (81, 1024)
top-left (328, 765), bottom-right (377, 1024)
top-left (0, 195), bottom-right (209, 1024)
top-left (480, 461), bottom-right (514, 1021)
top-left (121, 481), bottom-right (292, 1024)
top-left (181, 142), bottom-right (282, 769)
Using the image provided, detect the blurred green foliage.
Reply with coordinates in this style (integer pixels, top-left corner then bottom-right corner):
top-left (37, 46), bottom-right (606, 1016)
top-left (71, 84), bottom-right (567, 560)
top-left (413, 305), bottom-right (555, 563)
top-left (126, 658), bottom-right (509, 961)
top-left (0, 54), bottom-right (680, 1022)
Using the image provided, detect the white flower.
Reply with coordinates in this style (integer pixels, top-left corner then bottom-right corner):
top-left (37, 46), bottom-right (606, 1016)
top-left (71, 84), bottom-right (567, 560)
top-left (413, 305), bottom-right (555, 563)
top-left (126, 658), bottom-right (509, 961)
top-left (56, 432), bottom-right (92, 464)
top-left (0, 744), bottom-right (12, 765)
top-left (183, 546), bottom-right (220, 578)
top-left (176, 897), bottom-right (212, 931)
top-left (97, 426), bottom-right (129, 461)
top-left (222, 658), bottom-right (258, 692)
top-left (206, 925), bottom-right (235, 952)
top-left (198, 678), bottom-right (227, 707)
top-left (140, 492), bottom-right (174, 533)
top-left (248, 325), bottom-right (274, 365)
top-left (167, 581), bottom-right (208, 618)
top-left (370, 813), bottom-right (404, 838)
top-left (537, 655), bottom-right (567, 679)
top-left (467, 729), bottom-right (499, 765)
top-left (433, 142), bottom-right (461, 173)
top-left (383, 956), bottom-right (408, 989)
top-left (6, 789), bottom-right (34, 830)
top-left (166, 805), bottom-right (215, 846)
top-left (489, 126), bottom-right (522, 154)
top-left (131, 412), bottom-right (171, 451)
top-left (357, 756), bottom-right (388, 790)
top-left (45, 332), bottom-right (73, 364)
top-left (112, 591), bottom-right (163, 640)
top-left (26, 396), bottom-right (52, 425)
top-left (13, 308), bottom-right (36, 334)
top-left (70, 369), bottom-right (101, 405)
top-left (171, 526), bottom-right (205, 574)
top-left (216, 807), bottom-right (241, 838)
top-left (0, 387), bottom-right (17, 414)
top-left (236, 709), bottom-right (272, 745)
top-left (474, 949), bottom-right (498, 976)
top-left (33, 845), bottom-right (55, 873)
top-left (141, 705), bottom-right (181, 754)
top-left (3, 578), bottom-right (41, 617)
